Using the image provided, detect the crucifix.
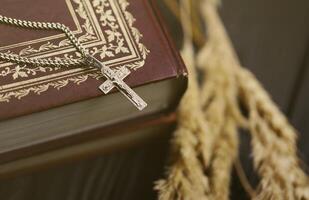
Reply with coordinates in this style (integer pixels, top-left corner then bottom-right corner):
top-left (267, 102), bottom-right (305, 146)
top-left (85, 56), bottom-right (147, 111)
top-left (0, 15), bottom-right (148, 111)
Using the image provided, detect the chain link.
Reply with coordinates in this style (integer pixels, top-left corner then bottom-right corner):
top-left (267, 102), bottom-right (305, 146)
top-left (0, 14), bottom-right (89, 67)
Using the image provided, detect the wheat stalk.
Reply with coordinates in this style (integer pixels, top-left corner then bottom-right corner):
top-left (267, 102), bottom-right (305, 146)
top-left (156, 0), bottom-right (240, 199)
top-left (238, 69), bottom-right (309, 199)
top-left (155, 1), bottom-right (212, 199)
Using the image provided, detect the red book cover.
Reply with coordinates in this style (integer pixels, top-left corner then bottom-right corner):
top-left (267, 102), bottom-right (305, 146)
top-left (0, 0), bottom-right (187, 120)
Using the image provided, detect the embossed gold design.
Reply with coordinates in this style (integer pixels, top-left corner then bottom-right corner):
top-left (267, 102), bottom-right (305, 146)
top-left (0, 0), bottom-right (150, 102)
top-left (0, 71), bottom-right (102, 102)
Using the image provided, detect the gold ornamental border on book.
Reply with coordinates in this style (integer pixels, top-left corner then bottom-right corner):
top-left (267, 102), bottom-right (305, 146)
top-left (0, 0), bottom-right (150, 102)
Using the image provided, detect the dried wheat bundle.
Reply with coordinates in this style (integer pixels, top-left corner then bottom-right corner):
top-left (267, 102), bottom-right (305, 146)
top-left (156, 0), bottom-right (309, 199)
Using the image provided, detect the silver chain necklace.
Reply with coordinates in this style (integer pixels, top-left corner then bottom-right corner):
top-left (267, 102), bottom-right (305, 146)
top-left (0, 15), bottom-right (147, 110)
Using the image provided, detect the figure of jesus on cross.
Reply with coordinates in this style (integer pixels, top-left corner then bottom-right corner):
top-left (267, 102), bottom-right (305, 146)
top-left (85, 56), bottom-right (147, 111)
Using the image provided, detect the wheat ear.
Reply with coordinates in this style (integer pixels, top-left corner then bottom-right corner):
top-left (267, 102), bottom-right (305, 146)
top-left (200, 0), bottom-right (309, 198)
top-left (155, 1), bottom-right (212, 199)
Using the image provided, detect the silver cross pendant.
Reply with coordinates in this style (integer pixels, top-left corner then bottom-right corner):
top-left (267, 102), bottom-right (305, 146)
top-left (85, 56), bottom-right (147, 111)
